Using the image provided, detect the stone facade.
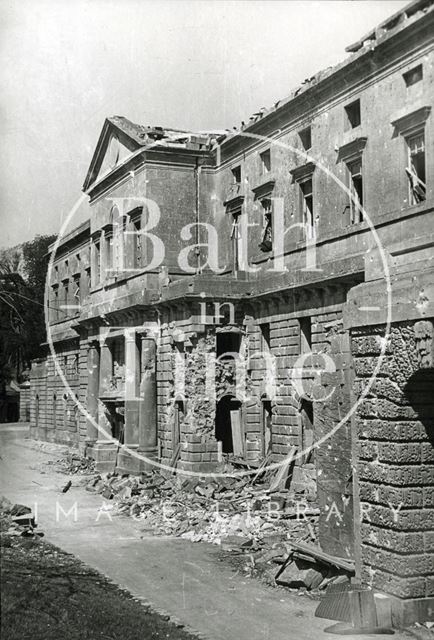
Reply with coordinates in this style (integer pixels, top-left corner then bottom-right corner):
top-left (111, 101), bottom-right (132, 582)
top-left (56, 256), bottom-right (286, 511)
top-left (29, 0), bottom-right (434, 625)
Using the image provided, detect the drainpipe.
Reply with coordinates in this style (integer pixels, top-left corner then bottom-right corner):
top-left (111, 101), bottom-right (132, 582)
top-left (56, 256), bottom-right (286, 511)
top-left (195, 158), bottom-right (201, 274)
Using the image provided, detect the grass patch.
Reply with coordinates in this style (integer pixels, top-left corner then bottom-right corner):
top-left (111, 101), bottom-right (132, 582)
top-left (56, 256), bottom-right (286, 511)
top-left (1, 533), bottom-right (196, 640)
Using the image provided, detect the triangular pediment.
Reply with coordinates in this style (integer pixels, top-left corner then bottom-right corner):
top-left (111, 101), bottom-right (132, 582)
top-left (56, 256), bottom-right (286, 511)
top-left (83, 117), bottom-right (146, 192)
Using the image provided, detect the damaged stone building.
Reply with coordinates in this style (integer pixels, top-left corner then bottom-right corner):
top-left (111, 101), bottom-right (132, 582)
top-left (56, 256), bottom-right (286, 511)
top-left (30, 0), bottom-right (433, 625)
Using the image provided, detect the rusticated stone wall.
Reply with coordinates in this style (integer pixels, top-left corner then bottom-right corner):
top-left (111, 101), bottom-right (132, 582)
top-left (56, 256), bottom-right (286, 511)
top-left (351, 319), bottom-right (434, 623)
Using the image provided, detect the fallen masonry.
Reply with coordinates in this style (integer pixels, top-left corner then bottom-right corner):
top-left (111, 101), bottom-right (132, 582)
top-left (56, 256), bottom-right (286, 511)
top-left (84, 467), bottom-right (357, 593)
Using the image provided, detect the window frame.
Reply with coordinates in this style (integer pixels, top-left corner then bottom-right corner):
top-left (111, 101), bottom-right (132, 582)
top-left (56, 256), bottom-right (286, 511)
top-left (405, 128), bottom-right (426, 205)
top-left (299, 177), bottom-right (314, 237)
top-left (346, 156), bottom-right (364, 225)
top-left (403, 64), bottom-right (423, 88)
top-left (344, 99), bottom-right (361, 130)
top-left (259, 149), bottom-right (271, 175)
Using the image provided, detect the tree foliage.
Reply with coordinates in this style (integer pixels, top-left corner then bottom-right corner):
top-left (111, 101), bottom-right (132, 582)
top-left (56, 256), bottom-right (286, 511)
top-left (0, 234), bottom-right (56, 386)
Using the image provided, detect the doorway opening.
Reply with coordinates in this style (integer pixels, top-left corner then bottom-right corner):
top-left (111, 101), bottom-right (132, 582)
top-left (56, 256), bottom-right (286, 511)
top-left (35, 395), bottom-right (39, 429)
top-left (215, 395), bottom-right (242, 454)
top-left (299, 397), bottom-right (314, 462)
top-left (261, 398), bottom-right (272, 456)
top-left (173, 399), bottom-right (185, 449)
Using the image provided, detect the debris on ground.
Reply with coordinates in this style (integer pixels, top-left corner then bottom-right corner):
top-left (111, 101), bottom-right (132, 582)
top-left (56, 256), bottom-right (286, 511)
top-left (83, 467), bottom-right (350, 592)
top-left (61, 480), bottom-right (72, 493)
top-left (42, 451), bottom-right (95, 476)
top-left (0, 498), bottom-right (44, 539)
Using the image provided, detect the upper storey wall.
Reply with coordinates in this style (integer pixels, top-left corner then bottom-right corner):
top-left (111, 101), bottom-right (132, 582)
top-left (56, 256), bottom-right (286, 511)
top-left (210, 10), bottom-right (434, 275)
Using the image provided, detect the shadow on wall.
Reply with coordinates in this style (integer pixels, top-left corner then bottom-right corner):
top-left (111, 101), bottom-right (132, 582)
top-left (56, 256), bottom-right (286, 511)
top-left (403, 367), bottom-right (434, 444)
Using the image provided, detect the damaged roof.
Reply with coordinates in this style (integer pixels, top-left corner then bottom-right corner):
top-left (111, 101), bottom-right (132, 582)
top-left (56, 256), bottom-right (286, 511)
top-left (83, 115), bottom-right (225, 192)
top-left (225, 0), bottom-right (434, 135)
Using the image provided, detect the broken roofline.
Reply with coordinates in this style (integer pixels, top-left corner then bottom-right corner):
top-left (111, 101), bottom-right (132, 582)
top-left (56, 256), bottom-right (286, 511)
top-left (219, 0), bottom-right (434, 153)
top-left (82, 116), bottom-right (224, 193)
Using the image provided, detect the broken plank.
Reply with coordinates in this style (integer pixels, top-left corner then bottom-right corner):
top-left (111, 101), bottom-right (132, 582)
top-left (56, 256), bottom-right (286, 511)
top-left (170, 443), bottom-right (181, 469)
top-left (252, 452), bottom-right (272, 483)
top-left (268, 446), bottom-right (296, 493)
top-left (290, 540), bottom-right (354, 573)
top-left (230, 410), bottom-right (244, 457)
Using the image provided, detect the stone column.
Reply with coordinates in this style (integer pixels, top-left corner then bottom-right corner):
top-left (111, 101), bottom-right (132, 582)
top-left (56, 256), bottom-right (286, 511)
top-left (97, 337), bottom-right (113, 441)
top-left (138, 335), bottom-right (158, 470)
top-left (124, 329), bottom-right (140, 446)
top-left (85, 341), bottom-right (99, 444)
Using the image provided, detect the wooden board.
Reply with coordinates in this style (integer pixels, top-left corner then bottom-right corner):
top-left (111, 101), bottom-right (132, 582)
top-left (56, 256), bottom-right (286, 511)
top-left (170, 442), bottom-right (181, 469)
top-left (230, 410), bottom-right (243, 457)
top-left (268, 445), bottom-right (296, 492)
top-left (290, 540), bottom-right (355, 573)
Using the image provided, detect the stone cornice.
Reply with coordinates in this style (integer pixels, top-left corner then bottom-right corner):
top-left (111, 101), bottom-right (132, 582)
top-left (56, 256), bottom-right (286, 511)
top-left (252, 178), bottom-right (276, 200)
top-left (391, 104), bottom-right (431, 134)
top-left (337, 136), bottom-right (368, 162)
top-left (289, 162), bottom-right (316, 183)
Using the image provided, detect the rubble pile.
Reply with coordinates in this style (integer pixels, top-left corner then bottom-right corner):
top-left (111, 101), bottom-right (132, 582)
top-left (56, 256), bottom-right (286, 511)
top-left (88, 470), bottom-right (318, 541)
top-left (82, 469), bottom-right (354, 591)
top-left (45, 452), bottom-right (95, 475)
top-left (0, 499), bottom-right (44, 540)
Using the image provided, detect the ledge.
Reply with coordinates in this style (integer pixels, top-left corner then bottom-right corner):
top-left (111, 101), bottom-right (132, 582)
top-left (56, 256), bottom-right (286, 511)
top-left (252, 178), bottom-right (276, 200)
top-left (337, 136), bottom-right (367, 162)
top-left (391, 104), bottom-right (431, 135)
top-left (289, 162), bottom-right (316, 183)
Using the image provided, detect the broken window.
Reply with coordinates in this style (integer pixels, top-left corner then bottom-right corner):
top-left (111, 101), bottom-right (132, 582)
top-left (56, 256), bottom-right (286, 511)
top-left (73, 275), bottom-right (81, 305)
top-left (403, 65), bottom-right (423, 87)
top-left (300, 178), bottom-right (314, 237)
top-left (299, 126), bottom-right (312, 151)
top-left (260, 323), bottom-right (271, 352)
top-left (406, 131), bottom-right (426, 204)
top-left (133, 215), bottom-right (142, 268)
top-left (216, 331), bottom-right (241, 359)
top-left (346, 158), bottom-right (364, 224)
top-left (111, 337), bottom-right (125, 384)
top-left (260, 149), bottom-right (271, 174)
top-left (299, 317), bottom-right (312, 354)
top-left (258, 198), bottom-right (272, 252)
top-left (62, 280), bottom-right (69, 313)
top-left (72, 354), bottom-right (79, 376)
top-left (230, 211), bottom-right (244, 272)
top-left (231, 165), bottom-right (241, 184)
top-left (85, 267), bottom-right (91, 294)
top-left (51, 285), bottom-right (59, 322)
top-left (345, 99), bottom-right (361, 129)
top-left (94, 239), bottom-right (101, 285)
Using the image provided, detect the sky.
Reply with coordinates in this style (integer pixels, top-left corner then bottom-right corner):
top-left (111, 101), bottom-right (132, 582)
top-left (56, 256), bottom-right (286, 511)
top-left (0, 0), bottom-right (409, 248)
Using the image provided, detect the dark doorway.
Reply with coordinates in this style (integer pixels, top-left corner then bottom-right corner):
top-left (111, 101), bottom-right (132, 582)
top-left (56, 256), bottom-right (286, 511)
top-left (215, 395), bottom-right (242, 454)
top-left (300, 397), bottom-right (314, 462)
top-left (173, 399), bottom-right (185, 449)
top-left (404, 367), bottom-right (434, 442)
top-left (35, 395), bottom-right (39, 429)
top-left (262, 399), bottom-right (272, 456)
